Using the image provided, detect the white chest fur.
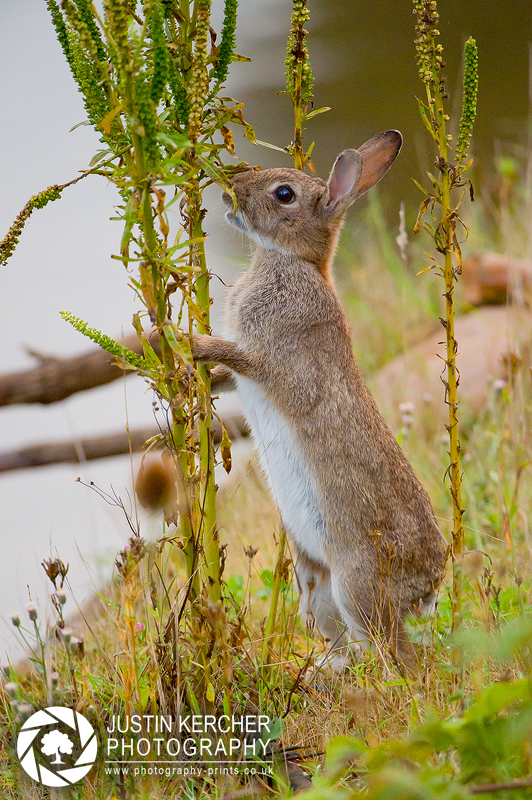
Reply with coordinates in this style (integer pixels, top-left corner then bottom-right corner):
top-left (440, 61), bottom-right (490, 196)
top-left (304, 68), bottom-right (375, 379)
top-left (235, 374), bottom-right (328, 565)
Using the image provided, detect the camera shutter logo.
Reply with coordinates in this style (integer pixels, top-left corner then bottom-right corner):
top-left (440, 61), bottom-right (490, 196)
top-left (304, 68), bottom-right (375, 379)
top-left (17, 706), bottom-right (98, 787)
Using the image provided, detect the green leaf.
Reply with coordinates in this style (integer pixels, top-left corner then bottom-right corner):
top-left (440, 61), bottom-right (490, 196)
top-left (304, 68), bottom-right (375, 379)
top-left (418, 98), bottom-right (438, 141)
top-left (412, 177), bottom-right (431, 197)
top-left (120, 194), bottom-right (136, 265)
top-left (325, 735), bottom-right (366, 781)
top-left (262, 716), bottom-right (283, 742)
top-left (69, 120), bottom-right (91, 132)
top-left (305, 106), bottom-right (331, 120)
top-left (255, 139), bottom-right (288, 154)
top-left (161, 323), bottom-right (192, 363)
top-left (494, 616), bottom-right (532, 662)
top-left (156, 131), bottom-right (191, 150)
top-left (231, 52), bottom-right (252, 63)
top-left (464, 679), bottom-right (531, 723)
top-left (196, 156), bottom-right (234, 193)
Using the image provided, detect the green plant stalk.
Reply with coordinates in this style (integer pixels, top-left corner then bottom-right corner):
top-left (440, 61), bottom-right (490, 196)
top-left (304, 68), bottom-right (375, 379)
top-left (435, 136), bottom-right (464, 563)
top-left (118, 0), bottom-right (208, 609)
top-left (431, 88), bottom-right (464, 632)
top-left (440, 166), bottom-right (465, 636)
top-left (285, 0), bottom-right (314, 170)
top-left (191, 204), bottom-right (221, 606)
top-left (262, 525), bottom-right (287, 669)
top-left (134, 130), bottom-right (201, 604)
top-left (185, 0), bottom-right (222, 608)
top-left (292, 60), bottom-right (305, 170)
top-left (416, 5), bottom-right (465, 632)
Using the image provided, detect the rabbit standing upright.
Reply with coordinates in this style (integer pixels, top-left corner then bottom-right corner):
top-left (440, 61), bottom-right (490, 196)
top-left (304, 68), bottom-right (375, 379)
top-left (193, 131), bottom-right (447, 667)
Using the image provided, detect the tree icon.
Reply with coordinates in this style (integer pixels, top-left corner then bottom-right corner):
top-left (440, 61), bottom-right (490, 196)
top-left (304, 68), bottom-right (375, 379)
top-left (41, 730), bottom-right (74, 765)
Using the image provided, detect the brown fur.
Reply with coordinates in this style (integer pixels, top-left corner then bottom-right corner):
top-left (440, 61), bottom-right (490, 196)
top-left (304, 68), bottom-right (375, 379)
top-left (193, 131), bottom-right (447, 667)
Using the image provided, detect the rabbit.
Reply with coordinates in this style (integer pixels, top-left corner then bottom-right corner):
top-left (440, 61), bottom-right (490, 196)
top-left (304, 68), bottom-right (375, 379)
top-left (193, 130), bottom-right (448, 668)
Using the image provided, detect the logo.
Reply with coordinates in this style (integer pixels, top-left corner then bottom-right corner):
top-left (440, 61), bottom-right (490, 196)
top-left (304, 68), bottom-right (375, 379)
top-left (17, 706), bottom-right (98, 787)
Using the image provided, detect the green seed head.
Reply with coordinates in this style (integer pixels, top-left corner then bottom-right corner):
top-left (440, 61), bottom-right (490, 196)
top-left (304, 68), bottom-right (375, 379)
top-left (456, 37), bottom-right (478, 164)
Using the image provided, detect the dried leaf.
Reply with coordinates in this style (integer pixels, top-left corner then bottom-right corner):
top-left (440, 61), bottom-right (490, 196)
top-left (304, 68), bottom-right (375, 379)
top-left (220, 422), bottom-right (232, 474)
top-left (220, 125), bottom-right (236, 156)
top-left (98, 104), bottom-right (123, 135)
top-left (139, 262), bottom-right (158, 323)
top-left (413, 196), bottom-right (432, 234)
top-left (152, 186), bottom-right (169, 247)
top-left (231, 109), bottom-right (256, 144)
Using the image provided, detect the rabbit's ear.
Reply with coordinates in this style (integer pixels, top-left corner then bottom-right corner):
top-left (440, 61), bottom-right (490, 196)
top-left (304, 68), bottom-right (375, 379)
top-left (324, 150), bottom-right (363, 215)
top-left (356, 130), bottom-right (402, 198)
top-left (324, 130), bottom-right (402, 216)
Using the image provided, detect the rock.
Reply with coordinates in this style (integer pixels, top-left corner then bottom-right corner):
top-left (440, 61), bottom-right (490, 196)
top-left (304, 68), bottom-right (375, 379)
top-left (373, 306), bottom-right (532, 433)
top-left (462, 252), bottom-right (532, 306)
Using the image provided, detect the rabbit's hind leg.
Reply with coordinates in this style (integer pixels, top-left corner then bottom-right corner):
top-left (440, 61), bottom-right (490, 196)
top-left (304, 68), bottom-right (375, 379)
top-left (331, 568), bottom-right (416, 669)
top-left (293, 545), bottom-right (351, 669)
top-left (327, 571), bottom-right (371, 670)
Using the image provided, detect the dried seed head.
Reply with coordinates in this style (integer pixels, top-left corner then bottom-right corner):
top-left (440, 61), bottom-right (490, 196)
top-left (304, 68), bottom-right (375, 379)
top-left (61, 627), bottom-right (74, 644)
top-left (42, 558), bottom-right (69, 589)
top-left (26, 603), bottom-right (37, 622)
top-left (4, 682), bottom-right (17, 699)
top-left (135, 456), bottom-right (176, 511)
top-left (55, 588), bottom-right (67, 605)
top-left (70, 637), bottom-right (85, 658)
top-left (116, 536), bottom-right (147, 578)
top-left (17, 704), bottom-right (33, 721)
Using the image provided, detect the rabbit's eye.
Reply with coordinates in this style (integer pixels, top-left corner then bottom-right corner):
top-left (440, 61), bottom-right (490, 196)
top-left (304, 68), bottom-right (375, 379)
top-left (273, 185), bottom-right (295, 204)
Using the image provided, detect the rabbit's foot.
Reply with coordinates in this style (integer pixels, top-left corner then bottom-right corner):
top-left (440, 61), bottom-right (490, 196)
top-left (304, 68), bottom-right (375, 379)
top-left (317, 641), bottom-right (364, 674)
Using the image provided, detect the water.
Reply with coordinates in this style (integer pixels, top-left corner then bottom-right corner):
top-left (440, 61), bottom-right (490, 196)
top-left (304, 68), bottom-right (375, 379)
top-left (223, 0), bottom-right (532, 216)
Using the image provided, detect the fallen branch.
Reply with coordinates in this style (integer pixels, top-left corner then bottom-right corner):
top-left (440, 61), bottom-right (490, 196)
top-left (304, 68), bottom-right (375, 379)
top-left (0, 334), bottom-right (148, 406)
top-left (0, 415), bottom-right (248, 473)
top-left (469, 777), bottom-right (532, 794)
top-left (283, 761), bottom-right (313, 795)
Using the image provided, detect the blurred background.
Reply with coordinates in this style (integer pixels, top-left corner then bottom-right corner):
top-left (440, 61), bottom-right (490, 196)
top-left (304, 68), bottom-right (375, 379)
top-left (1, 0), bottom-right (531, 656)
